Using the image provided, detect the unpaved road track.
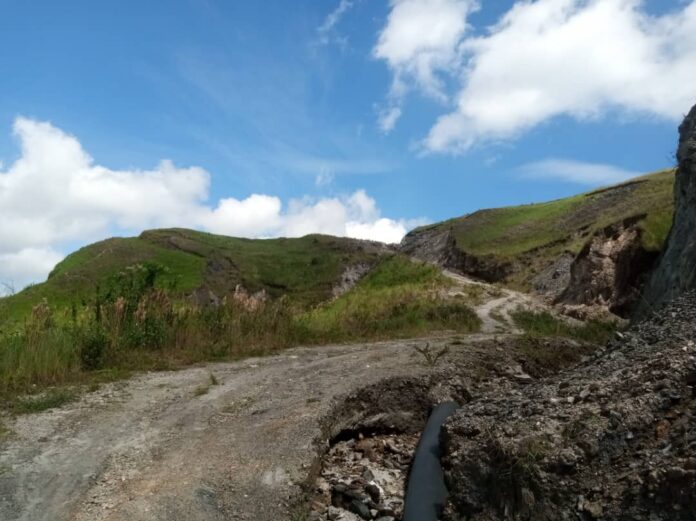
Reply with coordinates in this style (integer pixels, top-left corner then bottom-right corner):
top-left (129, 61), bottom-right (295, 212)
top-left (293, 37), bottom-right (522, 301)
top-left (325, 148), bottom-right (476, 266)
top-left (443, 269), bottom-right (543, 333)
top-left (1, 336), bottom-right (501, 521)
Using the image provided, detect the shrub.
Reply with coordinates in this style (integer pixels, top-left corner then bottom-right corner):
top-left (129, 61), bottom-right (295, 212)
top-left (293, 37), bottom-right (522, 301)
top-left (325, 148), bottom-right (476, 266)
top-left (79, 326), bottom-right (109, 370)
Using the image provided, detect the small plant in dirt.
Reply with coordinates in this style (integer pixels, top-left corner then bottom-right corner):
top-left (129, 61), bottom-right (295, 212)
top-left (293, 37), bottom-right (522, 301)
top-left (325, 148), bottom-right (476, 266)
top-left (485, 434), bottom-right (550, 507)
top-left (413, 342), bottom-right (450, 367)
top-left (289, 505), bottom-right (310, 521)
top-left (194, 373), bottom-right (220, 397)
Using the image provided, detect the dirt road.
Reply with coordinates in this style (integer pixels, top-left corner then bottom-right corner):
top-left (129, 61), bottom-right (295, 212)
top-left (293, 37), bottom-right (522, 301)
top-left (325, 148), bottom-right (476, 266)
top-left (1, 336), bottom-right (496, 521)
top-left (443, 269), bottom-right (544, 333)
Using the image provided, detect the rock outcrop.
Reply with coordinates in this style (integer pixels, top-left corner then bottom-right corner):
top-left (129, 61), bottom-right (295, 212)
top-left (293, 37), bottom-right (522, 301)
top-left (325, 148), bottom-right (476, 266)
top-left (400, 227), bottom-right (513, 283)
top-left (556, 216), bottom-right (659, 317)
top-left (640, 104), bottom-right (696, 313)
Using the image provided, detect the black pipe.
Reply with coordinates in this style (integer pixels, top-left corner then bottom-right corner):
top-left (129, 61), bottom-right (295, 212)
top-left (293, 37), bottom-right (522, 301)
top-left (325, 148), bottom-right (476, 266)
top-left (403, 401), bottom-right (459, 521)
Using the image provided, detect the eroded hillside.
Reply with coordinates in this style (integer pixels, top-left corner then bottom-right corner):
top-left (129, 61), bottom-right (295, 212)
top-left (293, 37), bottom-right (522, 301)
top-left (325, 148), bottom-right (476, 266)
top-left (401, 170), bottom-right (675, 316)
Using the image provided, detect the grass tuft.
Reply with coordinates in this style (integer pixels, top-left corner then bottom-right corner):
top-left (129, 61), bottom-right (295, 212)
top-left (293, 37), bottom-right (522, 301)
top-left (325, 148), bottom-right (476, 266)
top-left (11, 389), bottom-right (76, 414)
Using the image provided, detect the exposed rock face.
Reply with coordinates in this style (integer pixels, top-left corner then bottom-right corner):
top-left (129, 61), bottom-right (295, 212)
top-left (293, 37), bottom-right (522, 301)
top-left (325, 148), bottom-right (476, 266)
top-left (400, 227), bottom-right (513, 282)
top-left (332, 264), bottom-right (372, 299)
top-left (557, 217), bottom-right (659, 317)
top-left (441, 292), bottom-right (696, 521)
top-left (532, 253), bottom-right (574, 297)
top-left (640, 104), bottom-right (696, 313)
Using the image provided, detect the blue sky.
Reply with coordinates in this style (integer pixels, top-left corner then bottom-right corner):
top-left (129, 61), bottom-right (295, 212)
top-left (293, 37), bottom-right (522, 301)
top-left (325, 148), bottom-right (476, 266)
top-left (0, 0), bottom-right (695, 288)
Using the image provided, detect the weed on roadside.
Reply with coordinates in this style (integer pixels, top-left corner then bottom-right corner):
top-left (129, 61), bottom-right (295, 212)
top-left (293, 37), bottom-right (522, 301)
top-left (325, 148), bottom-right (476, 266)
top-left (11, 389), bottom-right (76, 414)
top-left (194, 372), bottom-right (220, 397)
top-left (413, 342), bottom-right (450, 367)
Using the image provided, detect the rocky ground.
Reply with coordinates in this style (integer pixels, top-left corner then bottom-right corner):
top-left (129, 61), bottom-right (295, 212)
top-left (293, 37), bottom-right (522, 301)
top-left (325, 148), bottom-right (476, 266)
top-left (308, 433), bottom-right (417, 521)
top-left (441, 292), bottom-right (696, 520)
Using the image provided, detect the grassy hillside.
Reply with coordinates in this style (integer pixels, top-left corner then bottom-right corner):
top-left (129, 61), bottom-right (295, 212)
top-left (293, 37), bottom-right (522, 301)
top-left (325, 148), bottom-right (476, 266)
top-left (298, 256), bottom-right (480, 342)
top-left (0, 229), bottom-right (389, 328)
top-left (0, 254), bottom-right (478, 397)
top-left (407, 169), bottom-right (675, 289)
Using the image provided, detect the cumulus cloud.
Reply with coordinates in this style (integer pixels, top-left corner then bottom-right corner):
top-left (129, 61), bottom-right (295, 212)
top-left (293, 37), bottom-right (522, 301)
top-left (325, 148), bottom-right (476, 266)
top-left (0, 248), bottom-right (64, 294)
top-left (375, 0), bottom-right (696, 151)
top-left (374, 0), bottom-right (479, 100)
top-left (518, 159), bottom-right (641, 185)
top-left (0, 118), bottom-right (418, 290)
top-left (374, 0), bottom-right (479, 133)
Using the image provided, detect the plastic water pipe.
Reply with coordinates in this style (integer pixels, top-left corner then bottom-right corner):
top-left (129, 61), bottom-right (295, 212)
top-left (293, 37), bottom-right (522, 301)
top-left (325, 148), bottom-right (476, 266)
top-left (402, 401), bottom-right (459, 521)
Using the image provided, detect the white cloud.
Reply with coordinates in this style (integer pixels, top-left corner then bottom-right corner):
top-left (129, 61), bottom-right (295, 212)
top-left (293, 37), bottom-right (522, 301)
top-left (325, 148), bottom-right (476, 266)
top-left (374, 0), bottom-right (479, 100)
top-left (518, 158), bottom-right (640, 185)
top-left (0, 118), bottom-right (419, 289)
top-left (373, 0), bottom-right (479, 132)
top-left (375, 0), bottom-right (696, 151)
top-left (317, 0), bottom-right (355, 46)
top-left (378, 106), bottom-right (402, 134)
top-left (0, 248), bottom-right (64, 295)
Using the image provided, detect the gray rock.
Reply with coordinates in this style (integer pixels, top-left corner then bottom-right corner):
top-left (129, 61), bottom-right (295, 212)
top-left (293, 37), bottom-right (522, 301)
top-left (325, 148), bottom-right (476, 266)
top-left (640, 103), bottom-right (696, 314)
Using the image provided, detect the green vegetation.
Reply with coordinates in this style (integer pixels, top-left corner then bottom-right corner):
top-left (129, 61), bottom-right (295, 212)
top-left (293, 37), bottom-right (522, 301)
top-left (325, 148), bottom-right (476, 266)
top-left (414, 169), bottom-right (675, 289)
top-left (10, 389), bottom-right (77, 414)
top-left (511, 310), bottom-right (616, 345)
top-left (0, 256), bottom-right (478, 402)
top-left (0, 229), bottom-right (388, 329)
top-left (295, 257), bottom-right (481, 343)
top-left (194, 373), bottom-right (220, 396)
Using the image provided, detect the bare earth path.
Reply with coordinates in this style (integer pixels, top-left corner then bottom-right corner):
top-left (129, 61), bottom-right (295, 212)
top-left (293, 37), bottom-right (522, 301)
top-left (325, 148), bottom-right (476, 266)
top-left (443, 270), bottom-right (543, 333)
top-left (1, 336), bottom-right (499, 521)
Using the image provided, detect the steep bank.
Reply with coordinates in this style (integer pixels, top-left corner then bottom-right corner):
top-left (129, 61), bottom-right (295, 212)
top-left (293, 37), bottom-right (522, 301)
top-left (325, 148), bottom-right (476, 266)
top-left (640, 105), bottom-right (696, 313)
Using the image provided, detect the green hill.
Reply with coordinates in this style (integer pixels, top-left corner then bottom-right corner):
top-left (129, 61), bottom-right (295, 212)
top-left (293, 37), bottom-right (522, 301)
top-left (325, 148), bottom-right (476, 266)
top-left (402, 169), bottom-right (676, 295)
top-left (0, 229), bottom-right (391, 328)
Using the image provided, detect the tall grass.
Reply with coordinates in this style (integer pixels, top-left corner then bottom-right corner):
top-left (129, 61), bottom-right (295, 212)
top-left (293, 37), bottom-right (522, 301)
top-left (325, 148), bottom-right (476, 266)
top-left (0, 258), bottom-right (480, 399)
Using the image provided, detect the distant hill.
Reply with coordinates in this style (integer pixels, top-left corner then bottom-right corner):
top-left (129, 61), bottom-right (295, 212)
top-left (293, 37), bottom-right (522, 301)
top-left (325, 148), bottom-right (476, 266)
top-left (0, 229), bottom-right (391, 327)
top-left (402, 170), bottom-right (675, 315)
top-left (1, 170), bottom-right (676, 326)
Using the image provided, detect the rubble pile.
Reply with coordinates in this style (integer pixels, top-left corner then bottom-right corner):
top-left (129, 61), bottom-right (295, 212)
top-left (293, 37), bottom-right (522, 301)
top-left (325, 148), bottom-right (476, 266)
top-left (309, 433), bottom-right (418, 521)
top-left (441, 292), bottom-right (696, 520)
